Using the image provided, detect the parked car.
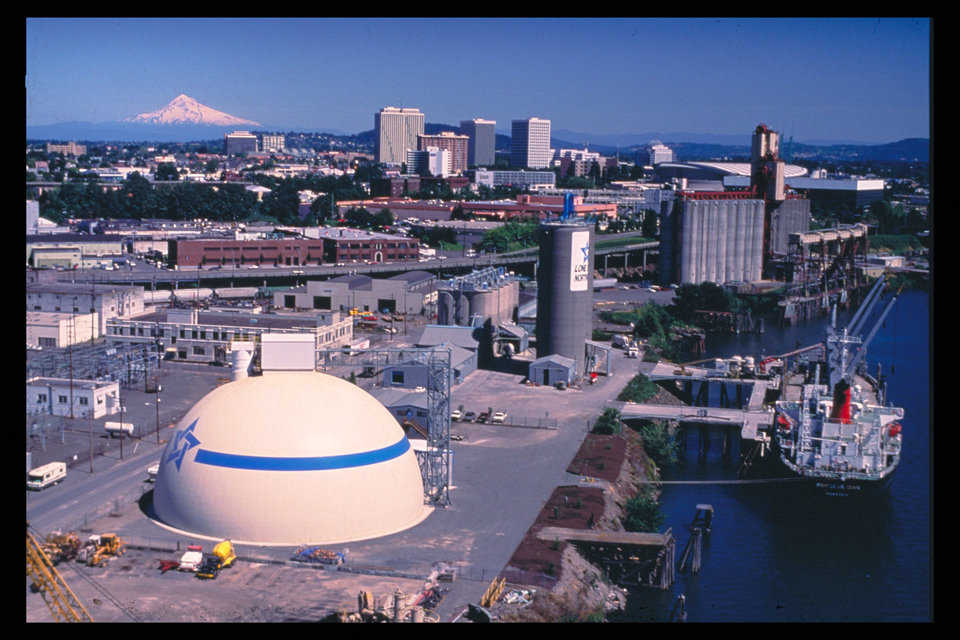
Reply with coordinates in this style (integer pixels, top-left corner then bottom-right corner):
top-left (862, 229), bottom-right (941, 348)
top-left (450, 433), bottom-right (465, 442)
top-left (476, 412), bottom-right (489, 423)
top-left (491, 411), bottom-right (507, 424)
top-left (462, 411), bottom-right (476, 423)
top-left (451, 409), bottom-right (462, 421)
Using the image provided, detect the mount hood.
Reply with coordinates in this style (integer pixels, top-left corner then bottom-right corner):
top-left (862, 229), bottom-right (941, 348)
top-left (123, 94), bottom-right (261, 127)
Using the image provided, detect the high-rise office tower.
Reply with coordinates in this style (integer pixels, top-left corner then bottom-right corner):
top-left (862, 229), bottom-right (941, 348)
top-left (375, 107), bottom-right (425, 165)
top-left (647, 141), bottom-right (674, 166)
top-left (511, 118), bottom-right (551, 169)
top-left (224, 130), bottom-right (259, 156)
top-left (459, 118), bottom-right (496, 167)
top-left (417, 131), bottom-right (469, 175)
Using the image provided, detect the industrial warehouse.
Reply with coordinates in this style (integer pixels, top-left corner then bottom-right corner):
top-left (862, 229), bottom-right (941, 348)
top-left (25, 120), bottom-right (926, 624)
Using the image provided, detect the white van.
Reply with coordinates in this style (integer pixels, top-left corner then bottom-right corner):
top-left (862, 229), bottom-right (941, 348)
top-left (27, 462), bottom-right (67, 490)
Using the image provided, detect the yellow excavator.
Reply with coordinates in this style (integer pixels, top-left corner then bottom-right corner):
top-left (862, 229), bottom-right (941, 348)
top-left (26, 523), bottom-right (94, 622)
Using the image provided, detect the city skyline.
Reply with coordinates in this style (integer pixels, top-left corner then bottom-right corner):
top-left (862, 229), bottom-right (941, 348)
top-left (26, 18), bottom-right (931, 144)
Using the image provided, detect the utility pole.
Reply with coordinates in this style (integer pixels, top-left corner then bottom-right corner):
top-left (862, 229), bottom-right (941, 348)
top-left (69, 296), bottom-right (76, 419)
top-left (88, 409), bottom-right (94, 474)
top-left (119, 396), bottom-right (124, 460)
top-left (155, 384), bottom-right (162, 445)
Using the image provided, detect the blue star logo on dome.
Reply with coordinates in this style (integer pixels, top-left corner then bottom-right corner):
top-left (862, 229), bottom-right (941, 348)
top-left (165, 418), bottom-right (201, 471)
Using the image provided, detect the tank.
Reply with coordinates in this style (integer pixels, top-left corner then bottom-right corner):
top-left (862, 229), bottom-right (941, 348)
top-left (437, 290), bottom-right (454, 325)
top-left (535, 222), bottom-right (594, 377)
top-left (230, 343), bottom-right (254, 381)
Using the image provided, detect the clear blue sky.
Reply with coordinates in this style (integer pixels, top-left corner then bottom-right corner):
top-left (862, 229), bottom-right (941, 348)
top-left (26, 17), bottom-right (930, 143)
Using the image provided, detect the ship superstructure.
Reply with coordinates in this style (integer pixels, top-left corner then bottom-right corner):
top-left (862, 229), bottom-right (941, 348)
top-left (772, 275), bottom-right (905, 496)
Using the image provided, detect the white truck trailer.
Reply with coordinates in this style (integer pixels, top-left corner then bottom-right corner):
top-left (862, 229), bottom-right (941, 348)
top-left (104, 422), bottom-right (135, 438)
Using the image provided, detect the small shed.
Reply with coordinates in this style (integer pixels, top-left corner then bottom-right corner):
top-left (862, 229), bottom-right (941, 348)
top-left (529, 354), bottom-right (576, 387)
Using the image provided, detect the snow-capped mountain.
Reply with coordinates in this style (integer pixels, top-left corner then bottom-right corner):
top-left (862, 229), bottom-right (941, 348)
top-left (123, 94), bottom-right (261, 127)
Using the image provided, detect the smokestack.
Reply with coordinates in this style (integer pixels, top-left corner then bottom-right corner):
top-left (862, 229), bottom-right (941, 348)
top-left (829, 379), bottom-right (852, 424)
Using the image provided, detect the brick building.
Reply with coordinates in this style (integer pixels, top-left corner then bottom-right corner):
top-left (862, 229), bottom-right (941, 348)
top-left (168, 230), bottom-right (420, 267)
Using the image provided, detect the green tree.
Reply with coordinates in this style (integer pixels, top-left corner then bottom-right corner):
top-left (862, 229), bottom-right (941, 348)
top-left (260, 180), bottom-right (300, 224)
top-left (631, 420), bottom-right (679, 468)
top-left (592, 408), bottom-right (622, 435)
top-left (623, 487), bottom-right (664, 533)
top-left (156, 162), bottom-right (179, 181)
top-left (373, 208), bottom-right (394, 230)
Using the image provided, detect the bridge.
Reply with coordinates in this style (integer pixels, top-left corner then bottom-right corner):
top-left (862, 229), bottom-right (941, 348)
top-left (59, 239), bottom-right (660, 288)
top-left (611, 401), bottom-right (773, 441)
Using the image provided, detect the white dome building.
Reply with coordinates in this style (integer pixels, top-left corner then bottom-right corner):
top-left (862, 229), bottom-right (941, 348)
top-left (151, 372), bottom-right (431, 545)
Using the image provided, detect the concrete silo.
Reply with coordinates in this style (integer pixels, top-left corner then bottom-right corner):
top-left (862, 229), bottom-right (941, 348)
top-left (535, 222), bottom-right (594, 378)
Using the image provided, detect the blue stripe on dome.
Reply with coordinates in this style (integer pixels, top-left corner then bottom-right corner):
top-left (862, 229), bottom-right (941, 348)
top-left (192, 437), bottom-right (411, 471)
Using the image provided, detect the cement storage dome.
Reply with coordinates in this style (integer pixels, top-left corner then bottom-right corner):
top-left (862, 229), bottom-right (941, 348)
top-left (151, 371), bottom-right (431, 545)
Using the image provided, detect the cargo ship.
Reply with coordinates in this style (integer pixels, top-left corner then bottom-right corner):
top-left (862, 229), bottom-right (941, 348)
top-left (771, 277), bottom-right (905, 497)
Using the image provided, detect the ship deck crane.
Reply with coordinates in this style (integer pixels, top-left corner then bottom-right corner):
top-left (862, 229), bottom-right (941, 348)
top-left (26, 523), bottom-right (94, 622)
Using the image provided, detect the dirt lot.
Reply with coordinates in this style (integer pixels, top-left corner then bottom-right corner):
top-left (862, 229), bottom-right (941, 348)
top-left (28, 545), bottom-right (437, 623)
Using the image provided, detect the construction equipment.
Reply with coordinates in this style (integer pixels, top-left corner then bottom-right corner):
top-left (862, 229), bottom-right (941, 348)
top-left (41, 532), bottom-right (82, 565)
top-left (291, 545), bottom-right (346, 565)
top-left (196, 540), bottom-right (237, 579)
top-left (78, 533), bottom-right (125, 567)
top-left (26, 523), bottom-right (94, 622)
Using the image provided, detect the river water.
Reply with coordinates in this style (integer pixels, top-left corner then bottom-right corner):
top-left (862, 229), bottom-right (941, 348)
top-left (620, 289), bottom-right (932, 622)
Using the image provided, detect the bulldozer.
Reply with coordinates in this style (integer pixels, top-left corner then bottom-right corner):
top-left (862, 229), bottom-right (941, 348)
top-left (77, 533), bottom-right (125, 567)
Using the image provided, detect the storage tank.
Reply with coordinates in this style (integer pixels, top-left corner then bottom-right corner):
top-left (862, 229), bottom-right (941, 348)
top-left (230, 342), bottom-right (255, 381)
top-left (535, 222), bottom-right (594, 377)
top-left (454, 290), bottom-right (471, 326)
top-left (437, 290), bottom-right (454, 325)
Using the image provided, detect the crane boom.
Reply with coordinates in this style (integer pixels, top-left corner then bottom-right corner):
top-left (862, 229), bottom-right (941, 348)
top-left (847, 275), bottom-right (886, 337)
top-left (26, 524), bottom-right (93, 622)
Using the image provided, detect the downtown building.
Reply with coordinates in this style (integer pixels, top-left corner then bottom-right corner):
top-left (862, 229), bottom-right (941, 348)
top-left (375, 107), bottom-right (425, 165)
top-left (459, 118), bottom-right (496, 167)
top-left (224, 130), bottom-right (259, 156)
top-left (417, 131), bottom-right (469, 175)
top-left (406, 147), bottom-right (451, 178)
top-left (260, 134), bottom-right (285, 152)
top-left (510, 117), bottom-right (552, 169)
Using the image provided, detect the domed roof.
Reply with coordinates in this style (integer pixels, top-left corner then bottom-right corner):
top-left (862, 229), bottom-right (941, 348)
top-left (152, 372), bottom-right (430, 545)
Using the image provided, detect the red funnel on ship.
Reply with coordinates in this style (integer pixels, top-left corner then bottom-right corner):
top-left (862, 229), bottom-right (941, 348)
top-left (830, 380), bottom-right (852, 424)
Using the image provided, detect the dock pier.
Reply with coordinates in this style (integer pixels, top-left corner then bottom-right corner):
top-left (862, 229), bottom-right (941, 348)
top-left (536, 527), bottom-right (676, 590)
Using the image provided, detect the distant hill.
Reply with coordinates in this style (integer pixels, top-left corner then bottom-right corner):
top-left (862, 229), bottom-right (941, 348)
top-left (27, 118), bottom-right (928, 165)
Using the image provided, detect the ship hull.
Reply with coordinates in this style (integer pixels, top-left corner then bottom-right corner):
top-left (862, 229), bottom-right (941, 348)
top-left (770, 450), bottom-right (898, 498)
